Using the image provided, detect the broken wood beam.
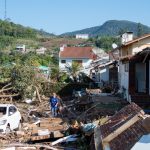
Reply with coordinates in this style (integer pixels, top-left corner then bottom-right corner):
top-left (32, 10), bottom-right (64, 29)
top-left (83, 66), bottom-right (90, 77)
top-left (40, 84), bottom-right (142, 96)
top-left (0, 93), bottom-right (19, 97)
top-left (30, 135), bottom-right (51, 141)
top-left (51, 134), bottom-right (78, 146)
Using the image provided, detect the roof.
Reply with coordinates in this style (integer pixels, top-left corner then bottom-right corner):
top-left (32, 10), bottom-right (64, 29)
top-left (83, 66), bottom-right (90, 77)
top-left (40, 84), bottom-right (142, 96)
top-left (59, 47), bottom-right (96, 59)
top-left (98, 103), bottom-right (147, 150)
top-left (0, 104), bottom-right (14, 107)
top-left (38, 66), bottom-right (49, 71)
top-left (122, 34), bottom-right (150, 47)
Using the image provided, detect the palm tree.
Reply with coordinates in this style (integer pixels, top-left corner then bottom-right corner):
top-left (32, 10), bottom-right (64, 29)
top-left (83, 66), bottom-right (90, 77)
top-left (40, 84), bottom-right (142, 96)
top-left (67, 62), bottom-right (81, 82)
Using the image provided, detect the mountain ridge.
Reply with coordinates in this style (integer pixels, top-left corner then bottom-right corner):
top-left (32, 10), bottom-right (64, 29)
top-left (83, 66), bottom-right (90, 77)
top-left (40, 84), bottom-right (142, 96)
top-left (61, 20), bottom-right (150, 37)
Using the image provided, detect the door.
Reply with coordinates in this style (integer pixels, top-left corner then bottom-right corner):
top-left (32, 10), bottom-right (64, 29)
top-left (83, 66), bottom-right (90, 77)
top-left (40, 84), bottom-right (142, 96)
top-left (135, 63), bottom-right (146, 93)
top-left (149, 61), bottom-right (150, 95)
top-left (8, 106), bottom-right (19, 130)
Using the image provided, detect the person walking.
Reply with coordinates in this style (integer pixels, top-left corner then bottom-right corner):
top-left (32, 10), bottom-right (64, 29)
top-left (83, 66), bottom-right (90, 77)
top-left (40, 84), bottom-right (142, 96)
top-left (49, 93), bottom-right (58, 117)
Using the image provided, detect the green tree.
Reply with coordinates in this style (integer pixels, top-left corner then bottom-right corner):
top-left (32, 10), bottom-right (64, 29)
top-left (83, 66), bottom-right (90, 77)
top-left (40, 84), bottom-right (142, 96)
top-left (10, 64), bottom-right (43, 99)
top-left (95, 36), bottom-right (121, 51)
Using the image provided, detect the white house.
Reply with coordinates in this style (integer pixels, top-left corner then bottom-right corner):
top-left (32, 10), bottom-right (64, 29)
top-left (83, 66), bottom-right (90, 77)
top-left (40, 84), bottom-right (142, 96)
top-left (59, 45), bottom-right (97, 72)
top-left (36, 47), bottom-right (47, 54)
top-left (16, 45), bottom-right (26, 53)
top-left (76, 34), bottom-right (89, 39)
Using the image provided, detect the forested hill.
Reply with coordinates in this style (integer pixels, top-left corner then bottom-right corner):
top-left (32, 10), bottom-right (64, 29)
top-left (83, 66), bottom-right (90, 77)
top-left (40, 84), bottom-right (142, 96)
top-left (61, 20), bottom-right (150, 37)
top-left (0, 19), bottom-right (54, 38)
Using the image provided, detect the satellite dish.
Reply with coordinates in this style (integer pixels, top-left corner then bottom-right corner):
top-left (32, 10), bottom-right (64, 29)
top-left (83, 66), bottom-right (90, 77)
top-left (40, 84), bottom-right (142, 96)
top-left (112, 43), bottom-right (118, 49)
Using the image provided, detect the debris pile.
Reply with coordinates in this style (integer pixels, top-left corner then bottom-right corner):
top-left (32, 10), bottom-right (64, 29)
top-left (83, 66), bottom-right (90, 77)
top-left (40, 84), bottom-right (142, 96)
top-left (94, 103), bottom-right (149, 150)
top-left (1, 90), bottom-right (149, 150)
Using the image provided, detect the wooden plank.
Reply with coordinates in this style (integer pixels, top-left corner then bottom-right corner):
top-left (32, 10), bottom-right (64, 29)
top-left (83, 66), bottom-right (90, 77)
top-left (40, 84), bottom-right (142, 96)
top-left (31, 135), bottom-right (50, 141)
top-left (103, 113), bottom-right (141, 143)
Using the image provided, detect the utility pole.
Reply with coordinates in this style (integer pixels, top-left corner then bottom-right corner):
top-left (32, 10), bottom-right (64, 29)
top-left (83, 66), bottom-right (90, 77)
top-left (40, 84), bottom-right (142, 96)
top-left (4, 0), bottom-right (7, 20)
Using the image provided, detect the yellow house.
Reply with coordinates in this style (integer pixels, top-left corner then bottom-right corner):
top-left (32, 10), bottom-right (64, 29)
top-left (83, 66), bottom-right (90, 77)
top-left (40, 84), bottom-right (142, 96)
top-left (119, 32), bottom-right (150, 105)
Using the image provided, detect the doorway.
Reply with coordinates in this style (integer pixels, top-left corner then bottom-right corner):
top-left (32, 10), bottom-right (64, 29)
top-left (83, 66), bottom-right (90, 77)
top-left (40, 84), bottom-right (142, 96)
top-left (135, 63), bottom-right (146, 93)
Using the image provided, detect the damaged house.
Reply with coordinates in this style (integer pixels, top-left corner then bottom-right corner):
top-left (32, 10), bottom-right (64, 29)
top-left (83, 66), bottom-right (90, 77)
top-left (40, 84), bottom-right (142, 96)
top-left (118, 32), bottom-right (150, 103)
top-left (90, 50), bottom-right (118, 88)
top-left (94, 103), bottom-right (149, 150)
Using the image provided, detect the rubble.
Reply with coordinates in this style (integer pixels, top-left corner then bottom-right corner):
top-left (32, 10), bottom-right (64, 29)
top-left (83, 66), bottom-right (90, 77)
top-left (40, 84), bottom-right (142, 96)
top-left (94, 103), bottom-right (150, 150)
top-left (0, 90), bottom-right (140, 150)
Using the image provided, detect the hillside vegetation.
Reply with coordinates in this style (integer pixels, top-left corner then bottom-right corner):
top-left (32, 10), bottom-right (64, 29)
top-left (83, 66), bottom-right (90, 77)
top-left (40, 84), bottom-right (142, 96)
top-left (62, 20), bottom-right (150, 37)
top-left (0, 19), bottom-right (54, 50)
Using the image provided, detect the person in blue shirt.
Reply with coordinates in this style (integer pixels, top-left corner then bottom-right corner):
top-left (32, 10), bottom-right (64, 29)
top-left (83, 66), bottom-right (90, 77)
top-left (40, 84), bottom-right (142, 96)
top-left (49, 93), bottom-right (58, 117)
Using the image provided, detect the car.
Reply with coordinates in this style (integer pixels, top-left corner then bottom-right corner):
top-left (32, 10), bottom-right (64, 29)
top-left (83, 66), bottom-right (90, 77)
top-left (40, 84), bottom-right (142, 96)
top-left (0, 104), bottom-right (22, 134)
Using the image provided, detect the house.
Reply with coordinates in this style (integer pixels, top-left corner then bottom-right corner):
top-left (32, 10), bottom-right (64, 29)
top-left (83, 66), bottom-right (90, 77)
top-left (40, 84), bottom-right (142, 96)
top-left (118, 32), bottom-right (150, 103)
top-left (36, 47), bottom-right (47, 54)
top-left (36, 65), bottom-right (50, 80)
top-left (76, 34), bottom-right (89, 39)
top-left (16, 44), bottom-right (26, 53)
top-left (59, 45), bottom-right (97, 72)
top-left (90, 48), bottom-right (118, 88)
top-left (94, 103), bottom-right (148, 150)
top-left (90, 60), bottom-right (118, 88)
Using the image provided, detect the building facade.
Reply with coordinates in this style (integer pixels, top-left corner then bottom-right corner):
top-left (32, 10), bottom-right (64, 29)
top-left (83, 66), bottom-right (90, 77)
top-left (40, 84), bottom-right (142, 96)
top-left (59, 45), bottom-right (96, 72)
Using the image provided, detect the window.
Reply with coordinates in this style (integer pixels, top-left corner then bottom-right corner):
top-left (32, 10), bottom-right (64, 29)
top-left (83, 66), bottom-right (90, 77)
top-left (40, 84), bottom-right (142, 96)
top-left (125, 63), bottom-right (129, 72)
top-left (61, 60), bottom-right (66, 63)
top-left (0, 107), bottom-right (7, 115)
top-left (9, 106), bottom-right (17, 115)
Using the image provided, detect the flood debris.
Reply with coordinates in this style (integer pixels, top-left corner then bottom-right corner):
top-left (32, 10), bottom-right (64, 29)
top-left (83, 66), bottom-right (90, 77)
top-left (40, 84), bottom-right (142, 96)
top-left (94, 103), bottom-right (150, 150)
top-left (0, 89), bottom-right (141, 150)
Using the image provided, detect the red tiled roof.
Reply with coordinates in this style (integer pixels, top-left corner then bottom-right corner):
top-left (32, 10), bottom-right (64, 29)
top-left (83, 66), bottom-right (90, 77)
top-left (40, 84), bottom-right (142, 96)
top-left (122, 34), bottom-right (150, 47)
top-left (59, 47), bottom-right (96, 59)
top-left (99, 103), bottom-right (146, 150)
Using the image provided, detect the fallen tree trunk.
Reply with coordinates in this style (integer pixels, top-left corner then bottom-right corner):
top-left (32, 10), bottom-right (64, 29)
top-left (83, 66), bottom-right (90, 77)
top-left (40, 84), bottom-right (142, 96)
top-left (35, 86), bottom-right (41, 103)
top-left (0, 87), bottom-right (13, 93)
top-left (2, 83), bottom-right (12, 90)
top-left (0, 93), bottom-right (19, 98)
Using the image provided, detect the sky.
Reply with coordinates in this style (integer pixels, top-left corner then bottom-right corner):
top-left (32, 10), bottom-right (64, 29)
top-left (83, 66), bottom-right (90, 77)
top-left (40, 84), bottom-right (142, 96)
top-left (0, 0), bottom-right (150, 35)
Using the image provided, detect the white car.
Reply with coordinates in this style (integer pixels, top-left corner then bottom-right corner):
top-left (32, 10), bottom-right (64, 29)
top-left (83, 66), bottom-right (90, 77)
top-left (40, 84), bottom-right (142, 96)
top-left (0, 104), bottom-right (22, 133)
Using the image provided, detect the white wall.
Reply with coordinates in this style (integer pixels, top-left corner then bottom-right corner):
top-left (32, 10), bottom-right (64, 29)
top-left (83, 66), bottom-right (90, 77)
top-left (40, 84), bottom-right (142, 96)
top-left (119, 62), bottom-right (129, 99)
top-left (59, 58), bottom-right (92, 71)
top-left (119, 62), bottom-right (129, 90)
top-left (76, 34), bottom-right (89, 39)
